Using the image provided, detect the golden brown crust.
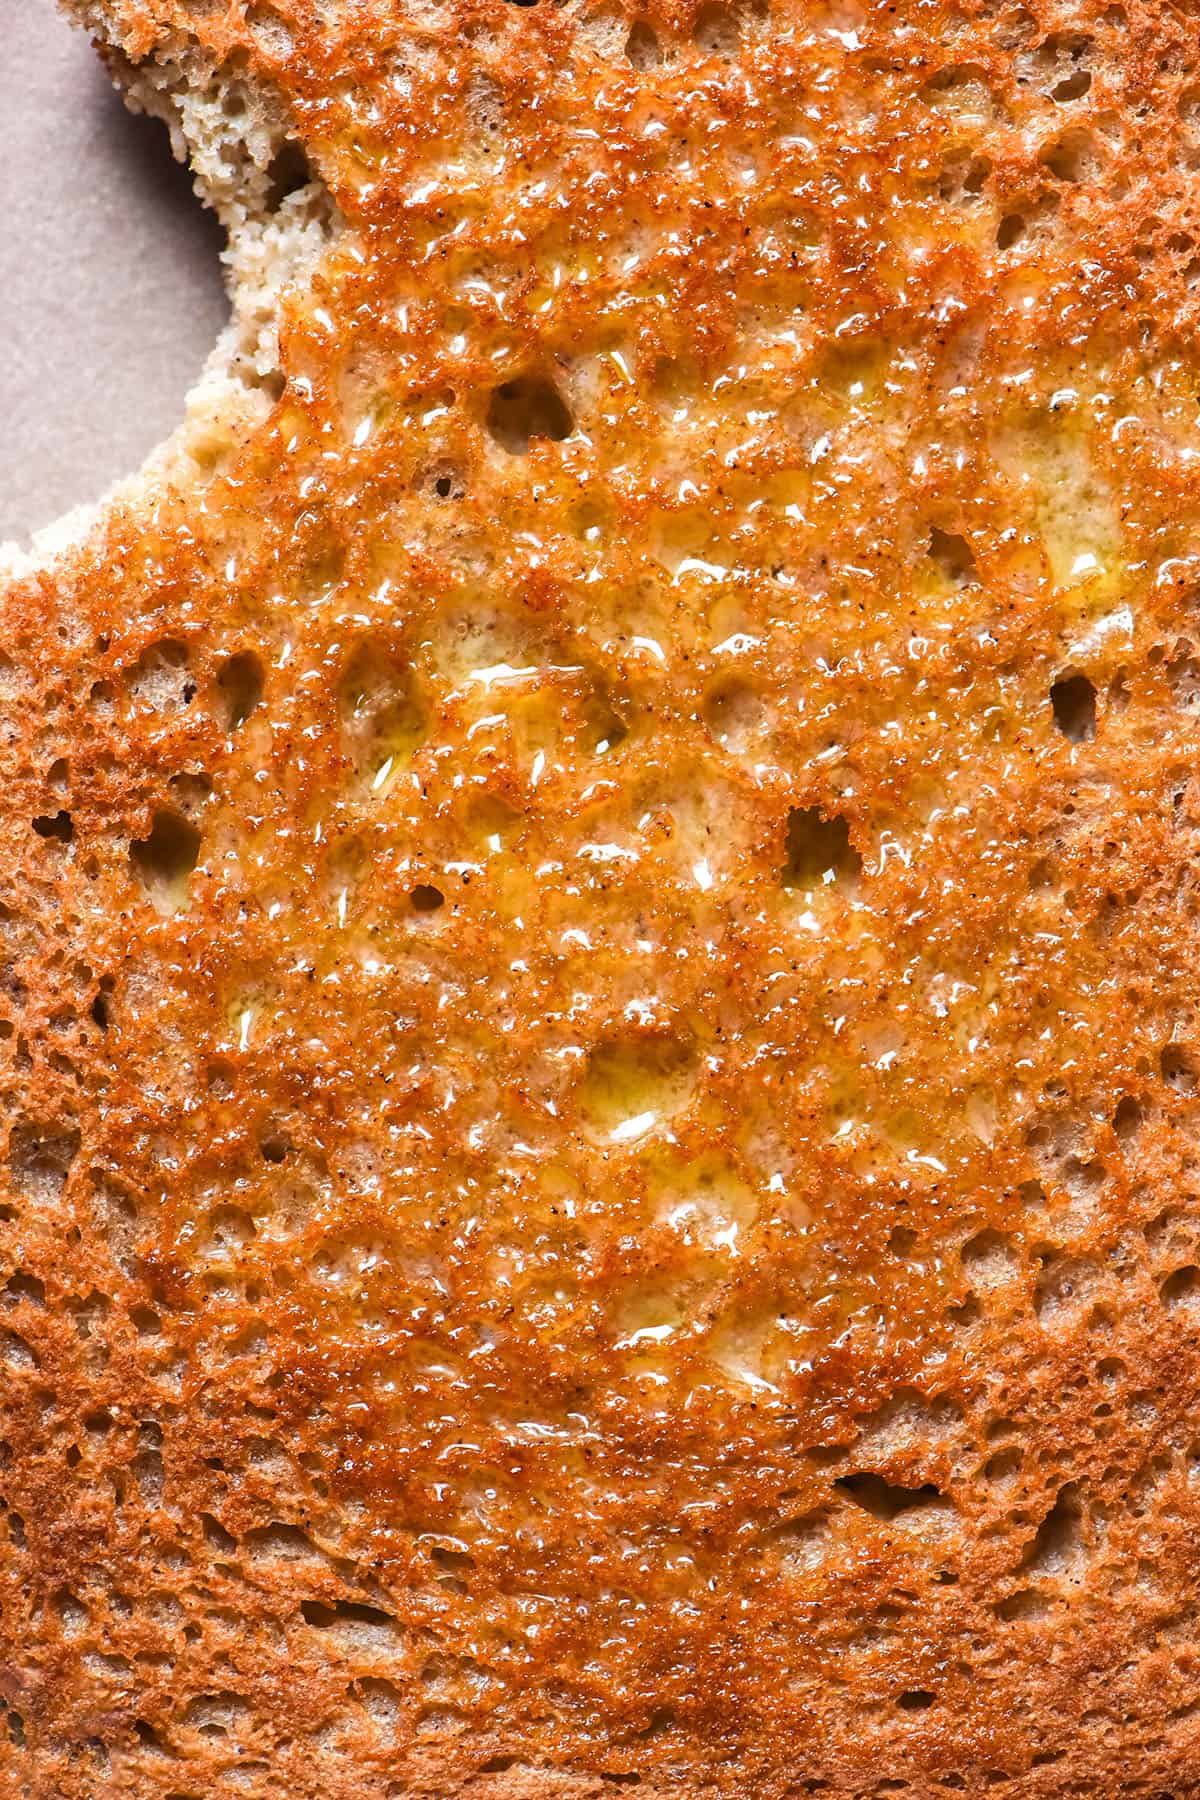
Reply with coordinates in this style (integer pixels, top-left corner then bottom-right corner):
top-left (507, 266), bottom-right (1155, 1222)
top-left (8, 0), bottom-right (1200, 1792)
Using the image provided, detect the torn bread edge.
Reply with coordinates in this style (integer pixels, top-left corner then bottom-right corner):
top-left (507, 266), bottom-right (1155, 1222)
top-left (0, 2), bottom-right (338, 582)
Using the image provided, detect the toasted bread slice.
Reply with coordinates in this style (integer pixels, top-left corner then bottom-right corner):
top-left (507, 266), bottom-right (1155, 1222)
top-left (6, 0), bottom-right (1200, 1793)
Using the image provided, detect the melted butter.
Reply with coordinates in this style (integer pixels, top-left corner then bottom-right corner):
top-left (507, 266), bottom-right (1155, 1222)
top-left (26, 0), bottom-right (1200, 1777)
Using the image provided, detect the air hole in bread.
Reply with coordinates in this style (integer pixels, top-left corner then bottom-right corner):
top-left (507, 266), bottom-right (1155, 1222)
top-left (302, 1598), bottom-right (392, 1627)
top-left (582, 684), bottom-right (629, 755)
top-left (1049, 672), bottom-right (1096, 742)
top-left (1112, 1094), bottom-right (1142, 1137)
top-left (996, 211), bottom-right (1027, 250)
top-left (1160, 1042), bottom-right (1197, 1094)
top-left (1160, 1264), bottom-right (1200, 1311)
top-left (432, 1543), bottom-right (474, 1574)
top-left (8, 1121), bottom-right (80, 1201)
top-left (53, 1589), bottom-right (88, 1635)
top-left (920, 59), bottom-right (992, 107)
top-left (1040, 127), bottom-right (1099, 183)
top-left (132, 1442), bottom-right (164, 1503)
top-left (410, 883), bottom-right (445, 914)
top-left (239, 4), bottom-right (291, 54)
top-left (984, 1585), bottom-right (1043, 1650)
top-left (1019, 1484), bottom-right (1085, 1577)
top-left (782, 806), bottom-right (861, 892)
top-left (580, 1034), bottom-right (697, 1143)
top-left (626, 20), bottom-right (662, 66)
top-left (897, 1690), bottom-right (936, 1712)
top-left (5, 1271), bottom-right (45, 1305)
top-left (422, 463), bottom-right (466, 501)
top-left (692, 3), bottom-right (741, 54)
top-left (702, 676), bottom-right (764, 749)
top-left (130, 810), bottom-right (202, 913)
top-left (201, 1512), bottom-right (237, 1552)
top-left (834, 1472), bottom-right (944, 1520)
top-left (129, 638), bottom-right (194, 711)
top-left (218, 650), bottom-right (265, 728)
top-left (996, 187), bottom-right (1061, 252)
top-left (1028, 29), bottom-right (1094, 101)
top-left (300, 1599), bottom-right (403, 1650)
top-left (1033, 1252), bottom-right (1102, 1324)
top-left (928, 526), bottom-right (977, 585)
top-left (769, 1510), bottom-right (832, 1571)
top-left (355, 1677), bottom-right (404, 1736)
top-left (1051, 67), bottom-right (1091, 101)
top-left (982, 1446), bottom-right (1021, 1483)
top-left (265, 138), bottom-right (313, 207)
top-left (170, 771), bottom-right (213, 815)
top-left (339, 641), bottom-right (429, 785)
top-left (2, 1331), bottom-right (37, 1370)
top-left (487, 375), bottom-right (573, 453)
top-left (32, 811), bottom-right (74, 844)
top-left (960, 1228), bottom-right (1019, 1290)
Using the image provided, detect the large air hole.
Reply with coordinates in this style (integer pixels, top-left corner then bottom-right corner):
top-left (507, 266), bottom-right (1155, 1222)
top-left (692, 2), bottom-right (742, 54)
top-left (1050, 672), bottom-right (1096, 742)
top-left (1160, 1264), bottom-right (1200, 1312)
top-left (339, 640), bottom-right (428, 786)
top-left (1039, 127), bottom-right (1098, 184)
top-left (300, 1599), bottom-right (396, 1629)
top-left (626, 20), bottom-right (663, 66)
top-left (410, 883), bottom-right (445, 915)
top-left (218, 650), bottom-right (265, 729)
top-left (265, 140), bottom-right (313, 208)
top-left (130, 809), bottom-right (202, 913)
top-left (579, 1034), bottom-right (697, 1144)
top-left (0, 4), bottom-right (228, 548)
top-left (1018, 1483), bottom-right (1085, 1577)
top-left (32, 811), bottom-right (74, 844)
top-left (897, 1690), bottom-right (936, 1712)
top-left (1160, 1042), bottom-right (1197, 1094)
top-left (928, 527), bottom-right (977, 585)
top-left (782, 806), bottom-right (862, 893)
top-left (486, 374), bottom-right (574, 454)
top-left (835, 1472), bottom-right (945, 1521)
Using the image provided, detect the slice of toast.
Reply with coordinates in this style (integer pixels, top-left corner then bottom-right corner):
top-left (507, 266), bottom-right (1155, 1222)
top-left (6, 0), bottom-right (1200, 1792)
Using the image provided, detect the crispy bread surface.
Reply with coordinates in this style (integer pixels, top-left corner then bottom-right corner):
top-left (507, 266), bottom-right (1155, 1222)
top-left (7, 0), bottom-right (1200, 1793)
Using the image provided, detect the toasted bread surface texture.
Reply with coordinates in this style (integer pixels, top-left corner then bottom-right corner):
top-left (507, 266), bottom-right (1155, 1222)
top-left (6, 0), bottom-right (1200, 1792)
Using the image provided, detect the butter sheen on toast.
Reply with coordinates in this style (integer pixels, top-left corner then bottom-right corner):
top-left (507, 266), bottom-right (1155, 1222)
top-left (5, 0), bottom-right (1200, 1793)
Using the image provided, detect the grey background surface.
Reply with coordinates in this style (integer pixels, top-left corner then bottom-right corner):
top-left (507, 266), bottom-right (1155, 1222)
top-left (0, 1), bottom-right (230, 546)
